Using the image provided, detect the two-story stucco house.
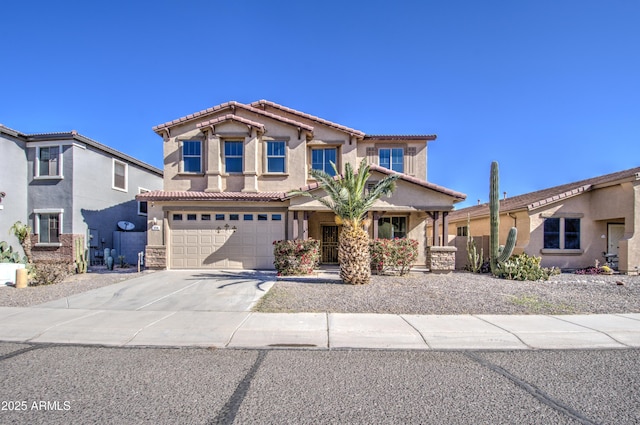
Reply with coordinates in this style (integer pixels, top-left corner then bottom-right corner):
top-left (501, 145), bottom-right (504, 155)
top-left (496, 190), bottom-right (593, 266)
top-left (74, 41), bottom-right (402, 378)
top-left (444, 167), bottom-right (640, 274)
top-left (138, 100), bottom-right (466, 270)
top-left (0, 125), bottom-right (163, 266)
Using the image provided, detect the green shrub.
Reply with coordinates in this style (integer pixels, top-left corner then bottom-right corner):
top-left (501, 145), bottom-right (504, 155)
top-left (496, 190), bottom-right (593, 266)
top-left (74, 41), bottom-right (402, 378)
top-left (370, 238), bottom-right (419, 276)
top-left (493, 253), bottom-right (560, 281)
top-left (273, 239), bottom-right (320, 276)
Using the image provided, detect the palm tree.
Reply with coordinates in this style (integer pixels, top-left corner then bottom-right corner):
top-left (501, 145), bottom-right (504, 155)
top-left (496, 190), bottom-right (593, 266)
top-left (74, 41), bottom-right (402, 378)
top-left (291, 160), bottom-right (399, 284)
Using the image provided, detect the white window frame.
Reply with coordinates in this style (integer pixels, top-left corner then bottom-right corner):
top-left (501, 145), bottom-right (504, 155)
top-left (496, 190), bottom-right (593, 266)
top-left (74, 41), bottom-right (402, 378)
top-left (540, 213), bottom-right (584, 255)
top-left (138, 188), bottom-right (150, 216)
top-left (112, 159), bottom-right (128, 192)
top-left (378, 148), bottom-right (404, 173)
top-left (264, 140), bottom-right (288, 174)
top-left (310, 146), bottom-right (339, 176)
top-left (378, 216), bottom-right (408, 239)
top-left (34, 144), bottom-right (64, 179)
top-left (224, 140), bottom-right (244, 174)
top-left (180, 139), bottom-right (203, 174)
top-left (34, 208), bottom-right (64, 246)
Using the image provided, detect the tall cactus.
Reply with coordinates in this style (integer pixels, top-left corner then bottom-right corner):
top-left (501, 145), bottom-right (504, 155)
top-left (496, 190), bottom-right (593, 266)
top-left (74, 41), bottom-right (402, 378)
top-left (489, 161), bottom-right (517, 275)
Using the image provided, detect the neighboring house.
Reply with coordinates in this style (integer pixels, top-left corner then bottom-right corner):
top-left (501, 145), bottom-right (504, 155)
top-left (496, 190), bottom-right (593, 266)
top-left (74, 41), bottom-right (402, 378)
top-left (138, 100), bottom-right (466, 270)
top-left (0, 125), bottom-right (163, 266)
top-left (443, 167), bottom-right (640, 274)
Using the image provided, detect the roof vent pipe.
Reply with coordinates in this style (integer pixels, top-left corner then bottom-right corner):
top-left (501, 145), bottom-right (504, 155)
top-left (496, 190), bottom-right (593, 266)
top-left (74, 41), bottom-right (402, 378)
top-left (503, 192), bottom-right (507, 200)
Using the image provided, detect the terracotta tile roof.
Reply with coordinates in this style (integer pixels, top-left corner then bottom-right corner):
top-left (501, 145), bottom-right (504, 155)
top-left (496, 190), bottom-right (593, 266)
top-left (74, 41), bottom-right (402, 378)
top-left (448, 166), bottom-right (640, 222)
top-left (286, 165), bottom-right (466, 201)
top-left (363, 135), bottom-right (437, 141)
top-left (250, 99), bottom-right (366, 138)
top-left (136, 190), bottom-right (286, 202)
top-left (153, 101), bottom-right (313, 133)
top-left (196, 114), bottom-right (265, 131)
top-left (369, 165), bottom-right (466, 200)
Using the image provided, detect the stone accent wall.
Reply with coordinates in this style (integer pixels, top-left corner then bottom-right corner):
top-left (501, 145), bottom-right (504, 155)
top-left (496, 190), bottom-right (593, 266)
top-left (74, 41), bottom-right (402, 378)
top-left (145, 245), bottom-right (167, 270)
top-left (426, 246), bottom-right (457, 273)
top-left (29, 234), bottom-right (80, 271)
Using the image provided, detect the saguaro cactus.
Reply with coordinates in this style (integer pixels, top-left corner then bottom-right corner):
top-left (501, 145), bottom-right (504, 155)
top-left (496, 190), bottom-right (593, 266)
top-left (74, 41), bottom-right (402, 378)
top-left (74, 237), bottom-right (88, 273)
top-left (489, 161), bottom-right (517, 275)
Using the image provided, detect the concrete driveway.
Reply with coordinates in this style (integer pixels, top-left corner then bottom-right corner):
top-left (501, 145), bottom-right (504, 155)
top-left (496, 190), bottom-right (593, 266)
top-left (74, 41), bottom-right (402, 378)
top-left (35, 270), bottom-right (276, 312)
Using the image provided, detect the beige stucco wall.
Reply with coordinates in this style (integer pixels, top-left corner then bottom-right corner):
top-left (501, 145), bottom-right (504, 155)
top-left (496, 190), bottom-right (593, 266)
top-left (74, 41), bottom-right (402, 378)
top-left (446, 182), bottom-right (639, 272)
top-left (357, 140), bottom-right (427, 179)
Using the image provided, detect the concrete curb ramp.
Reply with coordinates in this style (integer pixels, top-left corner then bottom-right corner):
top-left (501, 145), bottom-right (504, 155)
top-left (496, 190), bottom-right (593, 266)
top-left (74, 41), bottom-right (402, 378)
top-left (0, 307), bottom-right (638, 350)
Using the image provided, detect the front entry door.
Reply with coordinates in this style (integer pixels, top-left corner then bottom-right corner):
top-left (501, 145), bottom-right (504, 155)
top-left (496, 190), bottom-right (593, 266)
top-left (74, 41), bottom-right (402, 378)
top-left (321, 225), bottom-right (339, 264)
top-left (607, 223), bottom-right (625, 269)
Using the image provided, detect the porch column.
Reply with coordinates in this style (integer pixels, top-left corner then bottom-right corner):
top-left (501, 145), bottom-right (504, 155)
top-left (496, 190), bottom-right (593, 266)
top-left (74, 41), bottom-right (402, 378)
top-left (442, 211), bottom-right (449, 246)
top-left (291, 211), bottom-right (299, 240)
top-left (428, 211), bottom-right (440, 246)
top-left (302, 212), bottom-right (309, 240)
top-left (372, 212), bottom-right (381, 239)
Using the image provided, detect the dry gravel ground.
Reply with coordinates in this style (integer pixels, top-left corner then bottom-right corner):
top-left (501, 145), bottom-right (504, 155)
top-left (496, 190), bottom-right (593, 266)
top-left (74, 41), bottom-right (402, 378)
top-left (1, 267), bottom-right (639, 315)
top-left (254, 271), bottom-right (640, 315)
top-left (0, 266), bottom-right (152, 308)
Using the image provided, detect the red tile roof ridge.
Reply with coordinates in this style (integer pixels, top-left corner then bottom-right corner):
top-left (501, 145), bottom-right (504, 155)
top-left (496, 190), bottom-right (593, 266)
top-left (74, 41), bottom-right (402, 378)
top-left (251, 99), bottom-right (366, 138)
top-left (364, 134), bottom-right (437, 141)
top-left (153, 101), bottom-right (313, 133)
top-left (136, 190), bottom-right (286, 202)
top-left (196, 114), bottom-right (265, 130)
top-left (448, 165), bottom-right (640, 221)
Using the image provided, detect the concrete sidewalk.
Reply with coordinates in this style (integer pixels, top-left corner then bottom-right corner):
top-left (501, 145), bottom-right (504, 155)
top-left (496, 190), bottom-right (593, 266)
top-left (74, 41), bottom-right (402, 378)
top-left (0, 307), bottom-right (638, 350)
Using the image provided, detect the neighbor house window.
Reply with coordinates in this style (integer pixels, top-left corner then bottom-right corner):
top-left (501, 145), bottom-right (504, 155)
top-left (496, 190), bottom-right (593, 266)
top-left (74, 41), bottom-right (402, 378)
top-left (378, 217), bottom-right (407, 239)
top-left (311, 148), bottom-right (337, 176)
top-left (182, 140), bottom-right (202, 173)
top-left (379, 148), bottom-right (404, 173)
top-left (266, 141), bottom-right (286, 173)
top-left (113, 159), bottom-right (128, 191)
top-left (225, 141), bottom-right (243, 173)
top-left (457, 226), bottom-right (468, 237)
top-left (543, 217), bottom-right (581, 250)
top-left (35, 211), bottom-right (62, 244)
top-left (138, 188), bottom-right (150, 215)
top-left (37, 146), bottom-right (61, 177)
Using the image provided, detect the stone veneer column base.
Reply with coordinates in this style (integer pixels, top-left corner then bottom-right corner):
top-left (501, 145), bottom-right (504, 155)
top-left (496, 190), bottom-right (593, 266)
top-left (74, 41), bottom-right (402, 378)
top-left (145, 245), bottom-right (167, 270)
top-left (426, 246), bottom-right (457, 273)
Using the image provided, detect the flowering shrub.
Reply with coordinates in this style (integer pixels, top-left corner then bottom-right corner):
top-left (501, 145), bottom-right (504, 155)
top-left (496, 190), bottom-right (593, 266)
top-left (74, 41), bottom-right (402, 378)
top-left (370, 238), bottom-right (419, 276)
top-left (273, 239), bottom-right (320, 276)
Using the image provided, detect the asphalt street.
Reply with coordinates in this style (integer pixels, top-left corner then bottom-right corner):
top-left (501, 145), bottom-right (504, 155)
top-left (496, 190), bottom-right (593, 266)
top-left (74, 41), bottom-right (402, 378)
top-left (1, 343), bottom-right (638, 424)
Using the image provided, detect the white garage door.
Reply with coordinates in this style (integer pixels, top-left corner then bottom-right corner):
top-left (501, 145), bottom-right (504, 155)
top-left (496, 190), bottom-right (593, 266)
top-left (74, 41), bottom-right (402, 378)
top-left (170, 212), bottom-right (285, 269)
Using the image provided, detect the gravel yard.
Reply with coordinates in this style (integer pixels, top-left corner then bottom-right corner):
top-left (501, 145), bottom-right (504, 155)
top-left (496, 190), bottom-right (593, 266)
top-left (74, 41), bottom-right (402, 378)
top-left (1, 267), bottom-right (639, 315)
top-left (254, 271), bottom-right (640, 315)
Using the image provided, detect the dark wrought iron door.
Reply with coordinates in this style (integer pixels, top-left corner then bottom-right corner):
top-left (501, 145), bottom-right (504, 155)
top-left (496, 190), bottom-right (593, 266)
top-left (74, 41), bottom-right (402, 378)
top-left (321, 225), bottom-right (339, 264)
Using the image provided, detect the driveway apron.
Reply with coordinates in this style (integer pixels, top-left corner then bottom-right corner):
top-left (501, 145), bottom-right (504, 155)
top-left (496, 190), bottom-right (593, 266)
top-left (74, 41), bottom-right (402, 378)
top-left (34, 270), bottom-right (276, 312)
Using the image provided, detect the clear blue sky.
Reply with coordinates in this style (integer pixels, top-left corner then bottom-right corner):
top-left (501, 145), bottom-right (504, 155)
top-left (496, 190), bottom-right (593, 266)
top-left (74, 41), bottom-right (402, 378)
top-left (2, 0), bottom-right (638, 208)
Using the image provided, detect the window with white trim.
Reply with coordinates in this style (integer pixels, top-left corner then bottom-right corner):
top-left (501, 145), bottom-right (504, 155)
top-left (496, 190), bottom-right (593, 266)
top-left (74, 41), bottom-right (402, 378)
top-left (138, 188), bottom-right (150, 215)
top-left (37, 146), bottom-right (61, 177)
top-left (266, 140), bottom-right (286, 173)
top-left (182, 140), bottom-right (202, 173)
top-left (224, 141), bottom-right (243, 173)
top-left (35, 210), bottom-right (63, 244)
top-left (311, 147), bottom-right (337, 176)
top-left (543, 217), bottom-right (581, 250)
top-left (378, 216), bottom-right (407, 239)
top-left (379, 148), bottom-right (404, 173)
top-left (112, 159), bottom-right (128, 191)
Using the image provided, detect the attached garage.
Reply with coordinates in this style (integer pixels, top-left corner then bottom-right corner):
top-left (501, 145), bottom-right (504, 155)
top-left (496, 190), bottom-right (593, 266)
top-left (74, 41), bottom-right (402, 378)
top-left (169, 211), bottom-right (285, 269)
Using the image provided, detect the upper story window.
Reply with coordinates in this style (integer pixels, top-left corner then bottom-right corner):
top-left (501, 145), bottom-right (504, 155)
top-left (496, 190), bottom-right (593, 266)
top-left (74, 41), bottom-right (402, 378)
top-left (543, 217), bottom-right (581, 250)
top-left (379, 148), bottom-right (404, 173)
top-left (112, 159), bottom-right (128, 191)
top-left (37, 146), bottom-right (61, 177)
top-left (182, 140), bottom-right (202, 173)
top-left (378, 216), bottom-right (407, 239)
top-left (266, 141), bottom-right (286, 173)
top-left (225, 141), bottom-right (243, 173)
top-left (311, 147), bottom-right (337, 176)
